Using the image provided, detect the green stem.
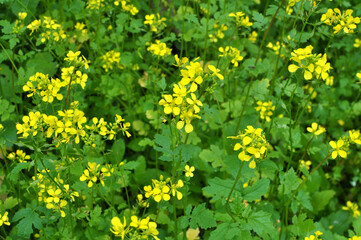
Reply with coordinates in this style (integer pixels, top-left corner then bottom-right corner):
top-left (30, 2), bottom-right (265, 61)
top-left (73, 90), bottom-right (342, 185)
top-left (225, 161), bottom-right (244, 223)
top-left (234, 0), bottom-right (286, 135)
top-left (283, 153), bottom-right (331, 229)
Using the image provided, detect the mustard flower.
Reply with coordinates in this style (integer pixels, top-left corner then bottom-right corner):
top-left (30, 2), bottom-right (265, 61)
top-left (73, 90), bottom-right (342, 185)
top-left (342, 201), bottom-right (361, 218)
top-left (0, 212), bottom-right (10, 226)
top-left (255, 101), bottom-right (275, 122)
top-left (307, 122), bottom-right (326, 136)
top-left (208, 65), bottom-right (224, 80)
top-left (299, 160), bottom-right (312, 170)
top-left (329, 139), bottom-right (347, 159)
top-left (349, 236), bottom-right (361, 240)
top-left (110, 216), bottom-right (128, 239)
top-left (80, 162), bottom-right (100, 187)
top-left (184, 165), bottom-right (195, 178)
top-left (228, 126), bottom-right (268, 169)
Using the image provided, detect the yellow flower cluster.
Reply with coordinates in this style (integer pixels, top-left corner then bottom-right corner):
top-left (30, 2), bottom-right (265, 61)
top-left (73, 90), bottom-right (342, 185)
top-left (228, 11), bottom-right (253, 28)
top-left (86, 0), bottom-right (104, 10)
top-left (321, 8), bottom-right (361, 34)
top-left (33, 171), bottom-right (79, 217)
top-left (144, 14), bottom-right (167, 33)
top-left (0, 212), bottom-right (10, 226)
top-left (0, 123), bottom-right (3, 131)
top-left (350, 236), bottom-right (361, 240)
top-left (7, 150), bottom-right (30, 163)
top-left (329, 130), bottom-right (361, 159)
top-left (13, 12), bottom-right (27, 33)
top-left (73, 22), bottom-right (89, 43)
top-left (219, 46), bottom-right (244, 67)
top-left (209, 22), bottom-right (228, 42)
top-left (299, 160), bottom-right (312, 170)
top-left (79, 162), bottom-right (113, 187)
top-left (100, 50), bottom-right (122, 72)
top-left (159, 56), bottom-right (218, 133)
top-left (86, 114), bottom-right (132, 140)
top-left (248, 31), bottom-right (258, 43)
top-left (110, 215), bottom-right (159, 240)
top-left (147, 40), bottom-right (172, 57)
top-left (288, 45), bottom-right (332, 82)
top-left (228, 126), bottom-right (268, 169)
top-left (116, 0), bottom-right (139, 15)
top-left (355, 38), bottom-right (361, 48)
top-left (143, 175), bottom-right (184, 202)
top-left (255, 101), bottom-right (275, 122)
top-left (307, 122), bottom-right (326, 136)
top-left (286, 0), bottom-right (301, 15)
top-left (27, 16), bottom-right (66, 42)
top-left (305, 231), bottom-right (323, 240)
top-left (267, 41), bottom-right (286, 58)
top-left (23, 72), bottom-right (65, 103)
top-left (23, 51), bottom-right (89, 103)
top-left (342, 201), bottom-right (361, 218)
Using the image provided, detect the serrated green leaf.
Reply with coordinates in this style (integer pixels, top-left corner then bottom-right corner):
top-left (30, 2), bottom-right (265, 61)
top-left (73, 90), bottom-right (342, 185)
top-left (247, 210), bottom-right (275, 236)
top-left (289, 213), bottom-right (315, 236)
top-left (311, 190), bottom-right (335, 213)
top-left (242, 178), bottom-right (270, 202)
top-left (199, 145), bottom-right (223, 168)
top-left (278, 168), bottom-right (301, 195)
top-left (13, 208), bottom-right (43, 238)
top-left (188, 203), bottom-right (216, 229)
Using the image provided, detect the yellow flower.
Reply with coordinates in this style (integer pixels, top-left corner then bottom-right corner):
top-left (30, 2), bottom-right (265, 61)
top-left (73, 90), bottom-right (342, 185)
top-left (307, 122), bottom-right (326, 136)
top-left (208, 65), bottom-right (224, 80)
top-left (0, 212), bottom-right (10, 226)
top-left (342, 201), bottom-right (361, 218)
top-left (228, 126), bottom-right (268, 169)
top-left (110, 216), bottom-right (128, 239)
top-left (354, 38), bottom-right (361, 48)
top-left (329, 139), bottom-right (347, 159)
top-left (184, 165), bottom-right (195, 178)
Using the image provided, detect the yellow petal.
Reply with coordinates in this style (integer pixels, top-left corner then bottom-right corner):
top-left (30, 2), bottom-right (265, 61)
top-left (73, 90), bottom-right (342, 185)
top-left (288, 64), bottom-right (299, 73)
top-left (249, 160), bottom-right (256, 169)
top-left (185, 124), bottom-right (193, 133)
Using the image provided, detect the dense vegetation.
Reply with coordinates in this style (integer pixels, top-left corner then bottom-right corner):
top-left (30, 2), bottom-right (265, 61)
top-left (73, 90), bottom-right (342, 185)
top-left (1, 0), bottom-right (361, 239)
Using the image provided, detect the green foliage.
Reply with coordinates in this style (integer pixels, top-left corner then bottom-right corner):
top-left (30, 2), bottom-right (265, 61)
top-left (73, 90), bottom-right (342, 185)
top-left (1, 0), bottom-right (361, 239)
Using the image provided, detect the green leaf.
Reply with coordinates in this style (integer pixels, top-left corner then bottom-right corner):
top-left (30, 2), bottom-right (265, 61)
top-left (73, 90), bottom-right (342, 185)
top-left (209, 222), bottom-right (250, 240)
top-left (89, 205), bottom-right (102, 227)
top-left (199, 145), bottom-right (223, 168)
top-left (311, 190), bottom-right (335, 213)
top-left (25, 52), bottom-right (57, 76)
top-left (0, 20), bottom-right (13, 35)
top-left (288, 213), bottom-right (315, 236)
top-left (353, 216), bottom-right (361, 235)
top-left (188, 203), bottom-right (216, 229)
top-left (13, 208), bottom-right (43, 238)
top-left (250, 78), bottom-right (270, 100)
top-left (8, 162), bottom-right (32, 181)
top-left (110, 138), bottom-right (125, 164)
top-left (3, 196), bottom-right (18, 209)
top-left (202, 177), bottom-right (237, 202)
top-left (242, 178), bottom-right (270, 202)
top-left (247, 210), bottom-right (275, 236)
top-left (278, 168), bottom-right (301, 195)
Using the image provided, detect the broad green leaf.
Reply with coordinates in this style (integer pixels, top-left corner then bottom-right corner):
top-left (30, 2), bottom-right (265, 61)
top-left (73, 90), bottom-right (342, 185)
top-left (242, 178), bottom-right (270, 202)
top-left (311, 190), bottom-right (335, 213)
top-left (13, 208), bottom-right (43, 238)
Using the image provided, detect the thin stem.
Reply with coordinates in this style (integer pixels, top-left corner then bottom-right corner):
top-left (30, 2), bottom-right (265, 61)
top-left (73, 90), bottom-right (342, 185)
top-left (283, 153), bottom-right (331, 227)
top-left (234, 0), bottom-right (286, 135)
top-left (225, 161), bottom-right (244, 223)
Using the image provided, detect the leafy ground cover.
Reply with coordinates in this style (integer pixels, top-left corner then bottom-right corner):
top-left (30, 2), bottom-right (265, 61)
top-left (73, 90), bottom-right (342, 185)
top-left (1, 0), bottom-right (361, 239)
